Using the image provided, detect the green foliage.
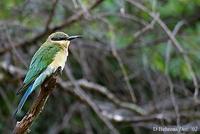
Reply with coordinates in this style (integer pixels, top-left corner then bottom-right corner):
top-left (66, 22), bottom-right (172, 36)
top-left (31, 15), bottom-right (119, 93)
top-left (159, 0), bottom-right (200, 17)
top-left (0, 0), bottom-right (21, 18)
top-left (100, 0), bottom-right (122, 12)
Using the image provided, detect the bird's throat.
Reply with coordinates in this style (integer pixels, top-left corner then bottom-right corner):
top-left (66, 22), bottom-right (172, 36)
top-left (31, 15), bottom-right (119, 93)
top-left (51, 40), bottom-right (70, 49)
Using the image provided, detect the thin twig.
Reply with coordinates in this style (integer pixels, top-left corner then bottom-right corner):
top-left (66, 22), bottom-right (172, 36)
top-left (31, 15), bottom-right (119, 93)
top-left (165, 21), bottom-right (185, 129)
top-left (133, 14), bottom-right (157, 39)
top-left (80, 105), bottom-right (94, 134)
top-left (0, 62), bottom-right (25, 76)
top-left (5, 28), bottom-right (27, 68)
top-left (92, 12), bottom-right (147, 26)
top-left (45, 0), bottom-right (59, 31)
top-left (99, 17), bottom-right (136, 102)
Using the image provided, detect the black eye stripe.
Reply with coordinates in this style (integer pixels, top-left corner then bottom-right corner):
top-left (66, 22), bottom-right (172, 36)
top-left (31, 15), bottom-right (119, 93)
top-left (51, 36), bottom-right (67, 41)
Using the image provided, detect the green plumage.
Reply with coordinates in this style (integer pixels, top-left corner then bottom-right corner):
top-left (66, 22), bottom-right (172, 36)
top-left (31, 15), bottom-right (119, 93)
top-left (17, 42), bottom-right (61, 94)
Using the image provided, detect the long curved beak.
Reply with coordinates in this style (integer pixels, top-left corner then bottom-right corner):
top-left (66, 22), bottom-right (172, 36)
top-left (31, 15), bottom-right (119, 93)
top-left (67, 35), bottom-right (82, 41)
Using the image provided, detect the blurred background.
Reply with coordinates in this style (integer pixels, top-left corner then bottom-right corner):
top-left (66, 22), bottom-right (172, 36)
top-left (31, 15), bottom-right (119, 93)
top-left (1, 0), bottom-right (200, 133)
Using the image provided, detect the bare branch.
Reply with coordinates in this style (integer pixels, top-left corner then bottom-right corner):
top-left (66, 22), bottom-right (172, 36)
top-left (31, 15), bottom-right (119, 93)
top-left (45, 0), bottom-right (59, 31)
top-left (59, 79), bottom-right (146, 115)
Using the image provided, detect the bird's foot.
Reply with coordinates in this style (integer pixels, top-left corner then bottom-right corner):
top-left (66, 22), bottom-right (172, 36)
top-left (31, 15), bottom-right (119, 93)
top-left (55, 66), bottom-right (62, 75)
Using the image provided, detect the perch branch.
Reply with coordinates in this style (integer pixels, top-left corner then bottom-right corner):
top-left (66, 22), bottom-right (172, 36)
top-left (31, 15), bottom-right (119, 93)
top-left (13, 67), bottom-right (61, 134)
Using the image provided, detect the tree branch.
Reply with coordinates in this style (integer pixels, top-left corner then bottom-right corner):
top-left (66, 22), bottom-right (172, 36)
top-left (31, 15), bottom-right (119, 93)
top-left (45, 0), bottom-right (59, 31)
top-left (59, 79), bottom-right (147, 115)
top-left (13, 67), bottom-right (61, 134)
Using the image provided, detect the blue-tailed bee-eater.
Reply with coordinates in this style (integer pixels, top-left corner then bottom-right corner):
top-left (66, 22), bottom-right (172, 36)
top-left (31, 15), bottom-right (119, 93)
top-left (14, 32), bottom-right (81, 116)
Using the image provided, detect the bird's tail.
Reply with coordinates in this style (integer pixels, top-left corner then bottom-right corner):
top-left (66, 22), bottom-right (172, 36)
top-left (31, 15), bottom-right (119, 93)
top-left (13, 84), bottom-right (33, 117)
top-left (13, 68), bottom-right (54, 117)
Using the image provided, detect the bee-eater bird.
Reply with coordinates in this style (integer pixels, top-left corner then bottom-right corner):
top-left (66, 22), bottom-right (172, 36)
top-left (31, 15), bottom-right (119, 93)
top-left (14, 32), bottom-right (81, 116)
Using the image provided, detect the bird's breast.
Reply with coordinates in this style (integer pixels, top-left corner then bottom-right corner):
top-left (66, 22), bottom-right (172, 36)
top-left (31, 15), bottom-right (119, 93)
top-left (48, 49), bottom-right (68, 71)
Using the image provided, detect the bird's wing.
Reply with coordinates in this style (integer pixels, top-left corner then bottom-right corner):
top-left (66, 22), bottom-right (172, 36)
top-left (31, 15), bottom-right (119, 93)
top-left (16, 42), bottom-right (61, 94)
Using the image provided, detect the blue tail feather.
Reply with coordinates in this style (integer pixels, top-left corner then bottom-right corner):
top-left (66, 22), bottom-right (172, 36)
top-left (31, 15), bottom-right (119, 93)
top-left (14, 84), bottom-right (33, 117)
top-left (14, 67), bottom-right (54, 117)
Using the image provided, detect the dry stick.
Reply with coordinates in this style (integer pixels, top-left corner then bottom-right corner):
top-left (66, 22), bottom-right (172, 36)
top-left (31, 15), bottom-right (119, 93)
top-left (100, 18), bottom-right (136, 102)
top-left (165, 21), bottom-right (185, 129)
top-left (59, 79), bottom-right (146, 115)
top-left (112, 35), bottom-right (136, 102)
top-left (0, 62), bottom-right (25, 76)
top-left (77, 0), bottom-right (91, 18)
top-left (5, 27), bottom-right (28, 68)
top-left (72, 0), bottom-right (79, 8)
top-left (0, 0), bottom-right (104, 55)
top-left (133, 14), bottom-right (157, 39)
top-left (13, 67), bottom-right (61, 134)
top-left (80, 105), bottom-right (94, 134)
top-left (106, 111), bottom-right (200, 124)
top-left (93, 12), bottom-right (148, 26)
top-left (78, 79), bottom-right (146, 115)
top-left (126, 0), bottom-right (199, 102)
top-left (45, 0), bottom-right (59, 31)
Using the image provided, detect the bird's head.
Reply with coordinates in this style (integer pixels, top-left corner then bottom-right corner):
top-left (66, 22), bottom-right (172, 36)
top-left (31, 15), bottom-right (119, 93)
top-left (47, 32), bottom-right (81, 47)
